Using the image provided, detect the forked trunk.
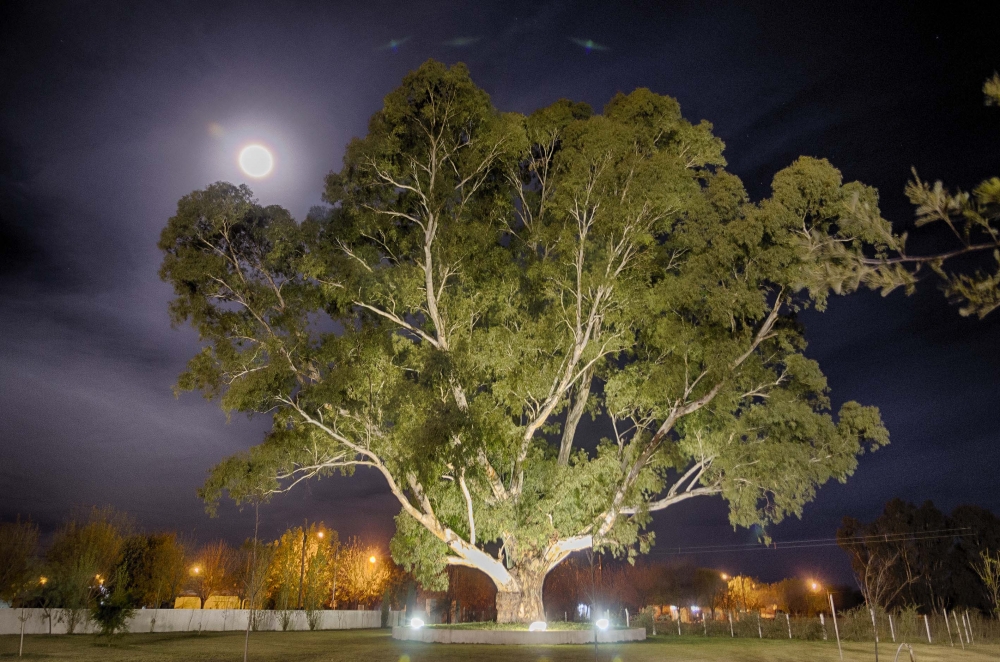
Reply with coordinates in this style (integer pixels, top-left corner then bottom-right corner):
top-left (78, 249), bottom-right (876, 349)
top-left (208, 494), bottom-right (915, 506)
top-left (495, 564), bottom-right (547, 623)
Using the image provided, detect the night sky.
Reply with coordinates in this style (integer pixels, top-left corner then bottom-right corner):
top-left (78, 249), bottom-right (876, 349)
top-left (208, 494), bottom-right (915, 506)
top-left (2, 0), bottom-right (999, 586)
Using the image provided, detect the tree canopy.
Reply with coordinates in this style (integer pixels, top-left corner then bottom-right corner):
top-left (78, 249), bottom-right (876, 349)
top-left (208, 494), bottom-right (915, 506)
top-left (162, 60), bottom-right (891, 621)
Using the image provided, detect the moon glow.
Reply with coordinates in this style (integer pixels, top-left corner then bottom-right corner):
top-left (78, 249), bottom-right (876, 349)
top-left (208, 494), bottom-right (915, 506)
top-left (239, 144), bottom-right (274, 178)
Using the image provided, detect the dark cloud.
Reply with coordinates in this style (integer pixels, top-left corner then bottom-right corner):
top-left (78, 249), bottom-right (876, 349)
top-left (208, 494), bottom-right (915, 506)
top-left (1, 0), bottom-right (998, 582)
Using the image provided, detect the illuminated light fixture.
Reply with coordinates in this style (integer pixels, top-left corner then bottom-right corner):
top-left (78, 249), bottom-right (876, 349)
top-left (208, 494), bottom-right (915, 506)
top-left (369, 555), bottom-right (377, 564)
top-left (39, 577), bottom-right (48, 585)
top-left (410, 617), bottom-right (424, 629)
top-left (317, 531), bottom-right (324, 538)
top-left (720, 573), bottom-right (729, 580)
top-left (529, 621), bottom-right (547, 632)
top-left (691, 606), bottom-right (700, 613)
top-left (596, 618), bottom-right (609, 630)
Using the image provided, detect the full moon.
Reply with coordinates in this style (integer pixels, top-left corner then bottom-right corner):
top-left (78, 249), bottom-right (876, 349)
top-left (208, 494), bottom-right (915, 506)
top-left (239, 144), bottom-right (274, 178)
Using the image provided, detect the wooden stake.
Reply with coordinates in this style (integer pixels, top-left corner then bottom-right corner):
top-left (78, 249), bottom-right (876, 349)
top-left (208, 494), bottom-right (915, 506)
top-left (756, 613), bottom-right (762, 639)
top-left (820, 613), bottom-right (827, 640)
top-left (943, 608), bottom-right (954, 646)
top-left (952, 610), bottom-right (964, 650)
top-left (829, 594), bottom-right (842, 661)
top-left (728, 611), bottom-right (734, 637)
top-left (923, 614), bottom-right (932, 643)
top-left (888, 613), bottom-right (895, 642)
top-left (965, 610), bottom-right (973, 645)
top-left (19, 608), bottom-right (25, 658)
top-left (786, 613), bottom-right (792, 639)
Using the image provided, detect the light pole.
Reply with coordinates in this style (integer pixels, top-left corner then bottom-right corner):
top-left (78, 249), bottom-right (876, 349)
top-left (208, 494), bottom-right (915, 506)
top-left (330, 546), bottom-right (340, 609)
top-left (298, 520), bottom-right (308, 610)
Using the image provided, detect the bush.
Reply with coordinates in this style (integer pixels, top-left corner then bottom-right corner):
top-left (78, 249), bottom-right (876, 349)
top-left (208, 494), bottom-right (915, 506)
top-left (633, 608), bottom-right (656, 634)
top-left (91, 594), bottom-right (134, 641)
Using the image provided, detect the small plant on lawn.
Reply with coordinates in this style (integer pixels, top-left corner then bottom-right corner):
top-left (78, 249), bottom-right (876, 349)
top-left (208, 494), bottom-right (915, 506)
top-left (91, 568), bottom-right (135, 643)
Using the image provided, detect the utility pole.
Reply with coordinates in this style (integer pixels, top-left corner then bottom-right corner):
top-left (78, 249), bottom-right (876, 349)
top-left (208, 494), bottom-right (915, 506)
top-left (330, 547), bottom-right (340, 609)
top-left (298, 519), bottom-right (308, 609)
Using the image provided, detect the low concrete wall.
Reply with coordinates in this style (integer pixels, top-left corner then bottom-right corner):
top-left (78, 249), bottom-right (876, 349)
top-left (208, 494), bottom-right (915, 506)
top-left (0, 608), bottom-right (385, 635)
top-left (392, 625), bottom-right (646, 645)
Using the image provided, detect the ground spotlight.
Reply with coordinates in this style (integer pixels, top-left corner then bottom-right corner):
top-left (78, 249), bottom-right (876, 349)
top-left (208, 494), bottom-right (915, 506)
top-left (529, 621), bottom-right (547, 631)
top-left (596, 618), bottom-right (609, 630)
top-left (409, 617), bottom-right (424, 629)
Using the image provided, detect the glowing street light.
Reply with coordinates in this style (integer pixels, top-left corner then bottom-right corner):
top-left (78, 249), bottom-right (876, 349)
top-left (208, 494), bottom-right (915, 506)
top-left (809, 580), bottom-right (821, 592)
top-left (410, 617), bottom-right (424, 629)
top-left (369, 555), bottom-right (377, 564)
top-left (596, 618), bottom-right (609, 630)
top-left (191, 565), bottom-right (201, 575)
top-left (720, 573), bottom-right (729, 580)
top-left (317, 531), bottom-right (324, 539)
top-left (39, 576), bottom-right (48, 585)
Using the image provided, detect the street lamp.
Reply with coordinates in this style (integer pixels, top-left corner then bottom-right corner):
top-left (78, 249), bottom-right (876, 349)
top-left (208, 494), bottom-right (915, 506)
top-left (721, 573), bottom-right (729, 580)
top-left (191, 565), bottom-right (201, 575)
top-left (369, 555), bottom-right (377, 564)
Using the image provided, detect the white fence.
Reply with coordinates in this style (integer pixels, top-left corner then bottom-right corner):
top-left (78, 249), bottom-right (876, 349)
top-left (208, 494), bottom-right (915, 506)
top-left (0, 608), bottom-right (393, 635)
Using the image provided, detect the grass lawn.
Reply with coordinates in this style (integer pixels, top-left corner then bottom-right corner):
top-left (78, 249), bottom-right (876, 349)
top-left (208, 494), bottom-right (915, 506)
top-left (2, 629), bottom-right (998, 661)
top-left (427, 620), bottom-right (594, 630)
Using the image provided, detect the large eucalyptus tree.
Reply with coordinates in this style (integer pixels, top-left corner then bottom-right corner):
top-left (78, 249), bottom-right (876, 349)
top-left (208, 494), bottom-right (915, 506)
top-left (161, 61), bottom-right (892, 622)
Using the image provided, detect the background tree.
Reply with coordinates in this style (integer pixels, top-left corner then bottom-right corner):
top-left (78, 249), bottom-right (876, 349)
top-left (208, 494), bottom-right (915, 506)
top-left (0, 518), bottom-right (38, 607)
top-left (837, 515), bottom-right (916, 609)
top-left (335, 538), bottom-right (391, 608)
top-left (973, 549), bottom-right (1000, 618)
top-left (190, 540), bottom-right (237, 603)
top-left (169, 60), bottom-right (892, 622)
top-left (726, 575), bottom-right (771, 612)
top-left (264, 524), bottom-right (335, 610)
top-left (118, 533), bottom-right (186, 608)
top-left (837, 498), bottom-right (1000, 613)
top-left (43, 507), bottom-right (129, 630)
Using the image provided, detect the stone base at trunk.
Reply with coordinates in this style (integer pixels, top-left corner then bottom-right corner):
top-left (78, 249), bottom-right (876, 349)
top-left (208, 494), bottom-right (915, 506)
top-left (391, 626), bottom-right (646, 645)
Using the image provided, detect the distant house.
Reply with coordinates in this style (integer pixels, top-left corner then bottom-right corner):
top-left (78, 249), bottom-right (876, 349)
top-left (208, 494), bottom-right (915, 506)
top-left (174, 596), bottom-right (201, 609)
top-left (172, 595), bottom-right (241, 609)
top-left (204, 596), bottom-right (240, 609)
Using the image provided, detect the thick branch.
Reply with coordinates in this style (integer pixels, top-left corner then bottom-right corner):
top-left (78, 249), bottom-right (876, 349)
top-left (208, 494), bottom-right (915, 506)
top-left (558, 369), bottom-right (592, 465)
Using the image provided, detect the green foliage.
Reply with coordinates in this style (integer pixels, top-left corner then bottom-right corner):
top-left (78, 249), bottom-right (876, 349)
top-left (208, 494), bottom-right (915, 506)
top-left (118, 533), bottom-right (186, 607)
top-left (90, 567), bottom-right (135, 642)
top-left (849, 73), bottom-right (1000, 318)
top-left (43, 507), bottom-right (130, 612)
top-left (161, 61), bottom-right (890, 606)
top-left (0, 517), bottom-right (38, 605)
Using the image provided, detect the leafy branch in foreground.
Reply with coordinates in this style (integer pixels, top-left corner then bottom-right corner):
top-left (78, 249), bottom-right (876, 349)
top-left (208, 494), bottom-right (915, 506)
top-left (854, 73), bottom-right (1000, 318)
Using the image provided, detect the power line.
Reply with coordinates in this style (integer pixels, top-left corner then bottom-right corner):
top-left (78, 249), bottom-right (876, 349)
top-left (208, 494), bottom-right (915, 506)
top-left (645, 528), bottom-right (973, 556)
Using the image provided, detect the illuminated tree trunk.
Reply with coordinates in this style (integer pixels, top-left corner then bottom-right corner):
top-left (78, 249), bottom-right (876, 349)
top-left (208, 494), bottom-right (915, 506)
top-left (495, 564), bottom-right (547, 624)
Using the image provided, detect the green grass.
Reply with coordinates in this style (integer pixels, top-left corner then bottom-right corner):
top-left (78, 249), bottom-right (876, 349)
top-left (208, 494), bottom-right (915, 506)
top-left (2, 629), bottom-right (998, 661)
top-left (427, 620), bottom-right (595, 630)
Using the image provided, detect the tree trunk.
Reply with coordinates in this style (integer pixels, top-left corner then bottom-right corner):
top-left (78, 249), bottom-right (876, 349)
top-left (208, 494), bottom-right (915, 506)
top-left (495, 565), bottom-right (546, 623)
